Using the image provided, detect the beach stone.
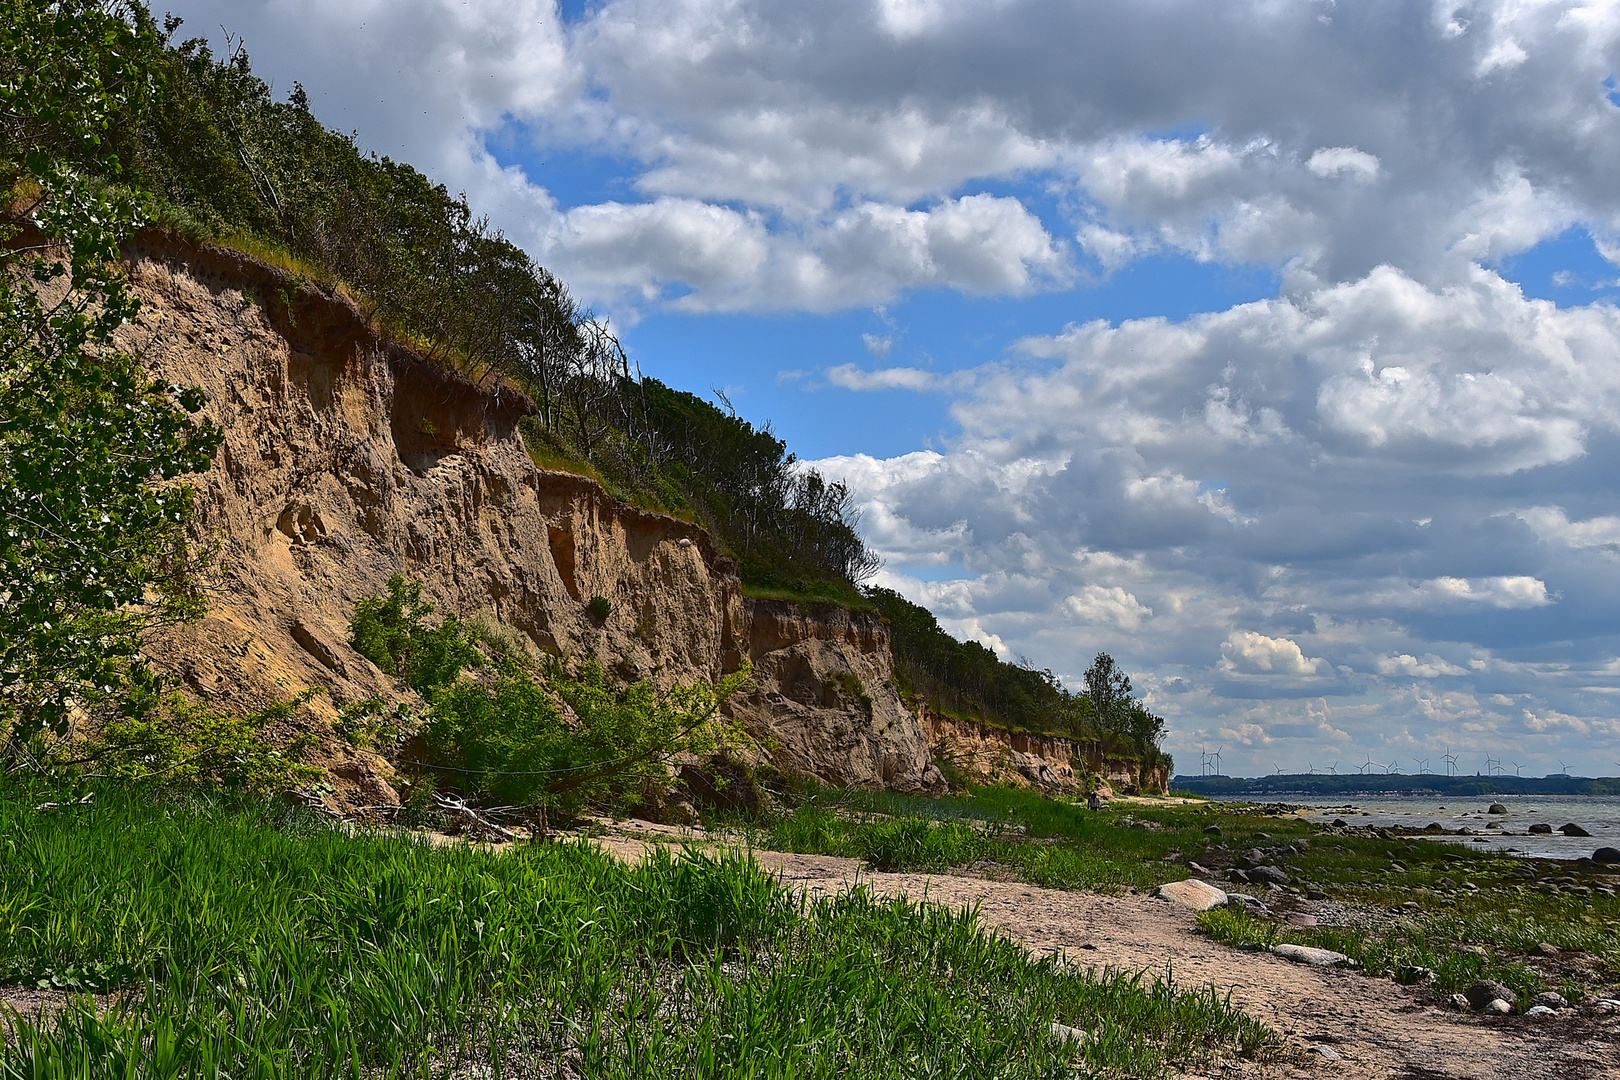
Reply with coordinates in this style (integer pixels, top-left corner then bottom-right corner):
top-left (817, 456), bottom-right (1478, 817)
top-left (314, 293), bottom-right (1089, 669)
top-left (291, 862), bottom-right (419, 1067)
top-left (1524, 1005), bottom-right (1555, 1018)
top-left (1306, 887), bottom-right (1328, 900)
top-left (1593, 846), bottom-right (1620, 863)
top-left (1532, 991), bottom-right (1569, 1009)
top-left (1560, 823), bottom-right (1592, 837)
top-left (1389, 860), bottom-right (1408, 872)
top-left (1533, 942), bottom-right (1560, 957)
top-left (1270, 943), bottom-right (1348, 966)
top-left (1228, 868), bottom-right (1251, 883)
top-left (1528, 823), bottom-right (1553, 834)
top-left (1155, 879), bottom-right (1227, 911)
top-left (1483, 998), bottom-right (1514, 1015)
top-left (1285, 912), bottom-right (1318, 927)
top-left (1306, 1045), bottom-right (1342, 1060)
top-left (1203, 825), bottom-right (1222, 836)
top-left (1188, 861), bottom-right (1213, 876)
top-left (1450, 993), bottom-right (1471, 1010)
top-left (1249, 864), bottom-right (1290, 885)
top-left (1488, 803), bottom-right (1508, 814)
top-left (1332, 818), bottom-right (1348, 827)
top-left (1465, 980), bottom-right (1515, 1010)
top-left (1424, 822), bottom-right (1445, 833)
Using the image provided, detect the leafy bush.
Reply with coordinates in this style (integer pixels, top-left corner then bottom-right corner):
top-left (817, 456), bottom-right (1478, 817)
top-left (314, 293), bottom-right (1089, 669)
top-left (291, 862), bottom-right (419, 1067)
top-left (586, 595), bottom-right (612, 619)
top-left (349, 575), bottom-right (481, 695)
top-left (421, 658), bottom-right (753, 820)
top-left (83, 688), bottom-right (323, 790)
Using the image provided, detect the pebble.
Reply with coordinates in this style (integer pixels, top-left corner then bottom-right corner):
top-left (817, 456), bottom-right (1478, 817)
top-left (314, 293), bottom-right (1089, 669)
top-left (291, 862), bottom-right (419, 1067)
top-left (1484, 998), bottom-right (1514, 1015)
top-left (1270, 943), bottom-right (1349, 966)
top-left (1306, 1045), bottom-right (1342, 1060)
top-left (1524, 1005), bottom-right (1555, 1018)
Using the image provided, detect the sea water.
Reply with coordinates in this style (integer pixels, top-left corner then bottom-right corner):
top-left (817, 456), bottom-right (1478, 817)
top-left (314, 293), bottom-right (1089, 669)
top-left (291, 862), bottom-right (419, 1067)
top-left (1231, 794), bottom-right (1620, 861)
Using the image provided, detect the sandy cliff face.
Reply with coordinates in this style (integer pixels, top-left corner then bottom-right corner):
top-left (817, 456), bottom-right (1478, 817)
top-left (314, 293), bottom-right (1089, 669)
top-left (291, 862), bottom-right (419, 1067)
top-left (118, 233), bottom-right (942, 808)
top-left (927, 712), bottom-right (1166, 795)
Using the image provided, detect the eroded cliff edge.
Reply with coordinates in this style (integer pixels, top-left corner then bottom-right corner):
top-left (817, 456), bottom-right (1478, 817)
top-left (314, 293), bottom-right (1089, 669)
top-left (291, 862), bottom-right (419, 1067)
top-left (117, 232), bottom-right (943, 809)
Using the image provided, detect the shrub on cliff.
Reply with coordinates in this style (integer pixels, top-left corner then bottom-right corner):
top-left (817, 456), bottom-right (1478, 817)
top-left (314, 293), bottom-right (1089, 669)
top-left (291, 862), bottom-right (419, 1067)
top-left (349, 574), bottom-right (483, 696)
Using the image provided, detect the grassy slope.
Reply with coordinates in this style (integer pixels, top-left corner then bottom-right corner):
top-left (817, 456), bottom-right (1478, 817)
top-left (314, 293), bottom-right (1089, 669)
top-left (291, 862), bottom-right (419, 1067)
top-left (0, 782), bottom-right (1271, 1078)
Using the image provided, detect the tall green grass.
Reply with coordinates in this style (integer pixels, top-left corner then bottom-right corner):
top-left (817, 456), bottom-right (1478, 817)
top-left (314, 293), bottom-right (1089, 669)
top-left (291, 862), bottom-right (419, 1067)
top-left (0, 783), bottom-right (1272, 1077)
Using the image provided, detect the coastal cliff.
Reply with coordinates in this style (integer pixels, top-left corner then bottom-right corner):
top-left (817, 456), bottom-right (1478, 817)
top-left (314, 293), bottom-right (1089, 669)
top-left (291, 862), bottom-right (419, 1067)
top-left (118, 231), bottom-right (943, 810)
top-left (927, 711), bottom-right (1168, 795)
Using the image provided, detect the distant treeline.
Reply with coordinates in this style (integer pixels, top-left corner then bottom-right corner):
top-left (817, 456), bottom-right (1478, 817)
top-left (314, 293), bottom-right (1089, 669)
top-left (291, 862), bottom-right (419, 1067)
top-left (1174, 773), bottom-right (1620, 798)
top-left (6, 0), bottom-right (875, 601)
top-left (865, 587), bottom-right (1171, 773)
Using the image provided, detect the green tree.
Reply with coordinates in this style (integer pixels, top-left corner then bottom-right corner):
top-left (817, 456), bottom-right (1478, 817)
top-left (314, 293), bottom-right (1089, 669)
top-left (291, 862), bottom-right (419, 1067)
top-left (1, 0), bottom-right (221, 752)
top-left (1082, 652), bottom-right (1133, 734)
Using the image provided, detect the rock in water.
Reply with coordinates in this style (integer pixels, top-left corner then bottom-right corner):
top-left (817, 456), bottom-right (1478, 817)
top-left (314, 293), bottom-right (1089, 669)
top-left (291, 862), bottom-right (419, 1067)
top-left (1155, 879), bottom-right (1227, 911)
top-left (1464, 979), bottom-right (1515, 1010)
top-left (1560, 823), bottom-right (1593, 837)
top-left (1593, 846), bottom-right (1620, 863)
top-left (1528, 823), bottom-right (1553, 834)
top-left (1488, 803), bottom-right (1508, 814)
top-left (1270, 943), bottom-right (1348, 966)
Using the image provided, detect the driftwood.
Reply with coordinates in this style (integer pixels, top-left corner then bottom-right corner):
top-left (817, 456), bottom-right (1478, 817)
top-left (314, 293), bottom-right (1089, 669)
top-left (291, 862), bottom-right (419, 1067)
top-left (433, 792), bottom-right (518, 842)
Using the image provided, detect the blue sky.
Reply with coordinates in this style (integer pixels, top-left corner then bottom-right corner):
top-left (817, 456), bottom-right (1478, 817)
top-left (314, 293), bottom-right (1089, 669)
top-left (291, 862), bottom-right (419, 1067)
top-left (175, 0), bottom-right (1620, 776)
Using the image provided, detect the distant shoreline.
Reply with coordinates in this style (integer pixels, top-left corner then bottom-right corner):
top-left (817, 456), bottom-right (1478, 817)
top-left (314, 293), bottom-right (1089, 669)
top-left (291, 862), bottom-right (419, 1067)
top-left (1174, 773), bottom-right (1620, 797)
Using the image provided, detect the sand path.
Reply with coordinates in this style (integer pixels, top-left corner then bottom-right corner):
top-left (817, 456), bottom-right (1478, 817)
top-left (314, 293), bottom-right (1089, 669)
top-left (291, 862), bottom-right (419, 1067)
top-left (594, 829), bottom-right (1620, 1080)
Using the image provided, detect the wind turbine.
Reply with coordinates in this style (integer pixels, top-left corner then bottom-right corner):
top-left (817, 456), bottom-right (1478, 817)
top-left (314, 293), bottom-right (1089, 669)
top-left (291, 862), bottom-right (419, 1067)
top-left (1443, 751), bottom-right (1457, 777)
top-left (1387, 761), bottom-right (1401, 774)
top-left (1212, 747), bottom-right (1224, 776)
top-left (1414, 757), bottom-right (1430, 774)
top-left (1512, 762), bottom-right (1524, 777)
top-left (1307, 762), bottom-right (1317, 775)
top-left (1329, 761), bottom-right (1339, 775)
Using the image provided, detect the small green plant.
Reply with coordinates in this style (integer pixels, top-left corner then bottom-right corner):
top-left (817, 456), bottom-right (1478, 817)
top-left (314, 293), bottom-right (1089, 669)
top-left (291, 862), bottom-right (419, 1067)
top-left (333, 695), bottom-right (412, 749)
top-left (350, 575), bottom-right (482, 695)
top-left (833, 670), bottom-right (873, 709)
top-left (587, 595), bottom-right (612, 620)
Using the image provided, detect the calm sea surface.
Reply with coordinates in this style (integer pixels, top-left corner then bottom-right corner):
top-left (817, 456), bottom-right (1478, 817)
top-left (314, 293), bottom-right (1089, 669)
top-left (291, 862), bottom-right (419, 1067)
top-left (1213, 793), bottom-right (1620, 860)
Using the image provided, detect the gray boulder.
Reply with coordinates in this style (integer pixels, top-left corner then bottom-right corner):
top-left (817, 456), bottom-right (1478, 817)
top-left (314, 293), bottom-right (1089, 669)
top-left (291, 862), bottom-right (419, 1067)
top-left (1488, 803), bottom-right (1508, 814)
top-left (1528, 823), bottom-right (1553, 834)
top-left (1464, 979), bottom-right (1515, 1010)
top-left (1270, 943), bottom-right (1348, 966)
top-left (1560, 823), bottom-right (1592, 837)
top-left (1155, 878), bottom-right (1228, 911)
top-left (1483, 998), bottom-right (1514, 1015)
top-left (1593, 846), bottom-right (1620, 863)
top-left (1249, 864), bottom-right (1290, 885)
top-left (1532, 991), bottom-right (1569, 1009)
